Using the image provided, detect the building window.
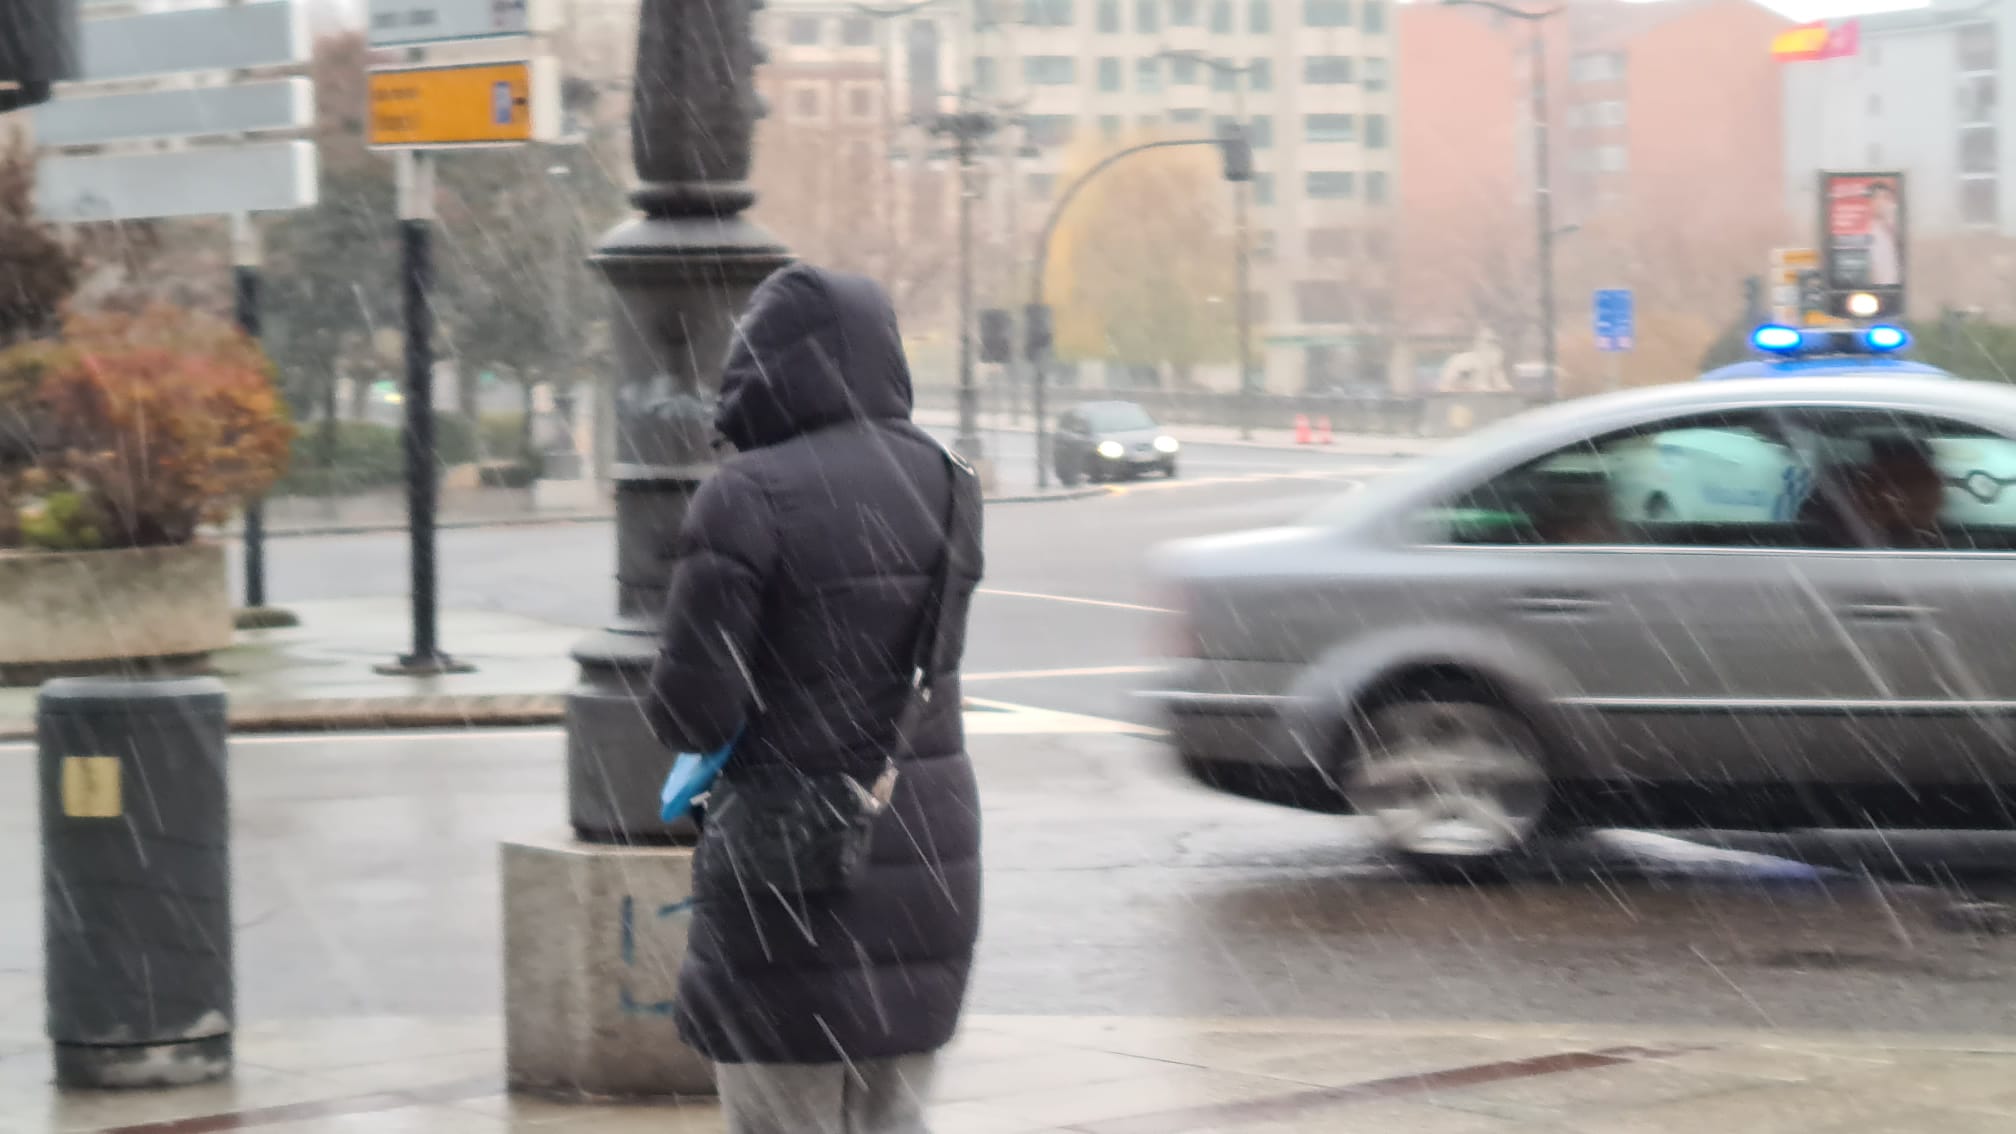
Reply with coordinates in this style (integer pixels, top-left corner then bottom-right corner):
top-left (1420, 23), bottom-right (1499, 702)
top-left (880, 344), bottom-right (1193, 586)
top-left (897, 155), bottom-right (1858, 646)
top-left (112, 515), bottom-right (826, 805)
top-left (1305, 56), bottom-right (1355, 84)
top-left (846, 85), bottom-right (876, 120)
top-left (1596, 99), bottom-right (1626, 126)
top-left (789, 84), bottom-right (824, 121)
top-left (1026, 0), bottom-right (1075, 24)
top-left (840, 16), bottom-right (874, 45)
top-left (1137, 57), bottom-right (1162, 92)
top-left (787, 15), bottom-right (823, 44)
top-left (1363, 57), bottom-right (1388, 91)
top-left (1099, 57), bottom-right (1123, 91)
top-left (1253, 173), bottom-right (1275, 205)
top-left (1248, 58), bottom-right (1273, 90)
top-left (1098, 0), bottom-right (1121, 30)
top-left (1959, 22), bottom-right (1996, 72)
top-left (1572, 51), bottom-right (1624, 83)
top-left (1024, 114), bottom-right (1076, 146)
top-left (1302, 0), bottom-right (1351, 26)
top-left (1295, 280), bottom-right (1353, 323)
top-left (1307, 171), bottom-right (1356, 198)
top-left (1366, 170), bottom-right (1388, 203)
top-left (1027, 173), bottom-right (1057, 197)
top-left (1214, 65), bottom-right (1239, 91)
top-left (1962, 127), bottom-right (1998, 174)
top-left (1172, 0), bottom-right (1198, 24)
top-left (1868, 92), bottom-right (1882, 116)
top-left (1253, 228), bottom-right (1277, 258)
top-left (1172, 55), bottom-right (1201, 84)
top-left (1308, 227), bottom-right (1354, 258)
top-left (1136, 0), bottom-right (1160, 32)
top-left (1365, 113), bottom-right (1387, 147)
top-left (1211, 0), bottom-right (1234, 32)
top-left (1364, 229), bottom-right (1389, 259)
top-left (1305, 113), bottom-right (1355, 142)
top-left (1963, 177), bottom-right (1999, 226)
top-left (1248, 115), bottom-right (1273, 147)
top-left (1250, 0), bottom-right (1271, 33)
top-left (975, 56), bottom-right (998, 92)
top-left (1139, 112), bottom-right (1163, 131)
top-left (1363, 0), bottom-right (1385, 32)
top-left (1960, 75), bottom-right (1997, 125)
top-left (1099, 114), bottom-right (1124, 139)
top-left (1025, 55), bottom-right (1077, 84)
top-left (1598, 143), bottom-right (1627, 172)
top-left (1173, 108), bottom-right (1205, 124)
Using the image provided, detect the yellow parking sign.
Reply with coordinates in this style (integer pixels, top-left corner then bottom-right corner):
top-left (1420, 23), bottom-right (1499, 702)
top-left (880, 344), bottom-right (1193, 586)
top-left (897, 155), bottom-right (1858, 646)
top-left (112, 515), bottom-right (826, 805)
top-left (368, 59), bottom-right (557, 148)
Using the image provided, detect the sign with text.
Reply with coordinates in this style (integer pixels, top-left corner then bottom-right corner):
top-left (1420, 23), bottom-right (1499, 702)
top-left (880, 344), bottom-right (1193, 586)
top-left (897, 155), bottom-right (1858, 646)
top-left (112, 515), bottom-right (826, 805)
top-left (75, 1), bottom-right (305, 83)
top-left (1773, 19), bottom-right (1859, 62)
top-left (1593, 288), bottom-right (1634, 352)
top-left (367, 59), bottom-right (558, 148)
top-left (37, 141), bottom-right (318, 221)
top-left (1820, 170), bottom-right (1906, 319)
top-left (368, 0), bottom-right (555, 47)
top-left (1768, 247), bottom-right (1818, 324)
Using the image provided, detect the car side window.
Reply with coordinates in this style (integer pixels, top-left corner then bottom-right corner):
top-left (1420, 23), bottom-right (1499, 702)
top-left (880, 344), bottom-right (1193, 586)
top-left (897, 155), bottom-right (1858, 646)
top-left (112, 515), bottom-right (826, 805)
top-left (1789, 409), bottom-right (2016, 551)
top-left (1417, 412), bottom-right (1822, 548)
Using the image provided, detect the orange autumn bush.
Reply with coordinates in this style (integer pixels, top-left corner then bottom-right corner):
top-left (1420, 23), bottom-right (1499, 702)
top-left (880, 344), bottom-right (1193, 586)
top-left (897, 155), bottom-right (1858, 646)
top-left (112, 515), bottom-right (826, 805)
top-left (3, 306), bottom-right (293, 549)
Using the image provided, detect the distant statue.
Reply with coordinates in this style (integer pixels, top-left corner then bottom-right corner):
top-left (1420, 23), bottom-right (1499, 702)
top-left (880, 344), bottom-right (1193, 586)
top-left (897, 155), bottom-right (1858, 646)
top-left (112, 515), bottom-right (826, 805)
top-left (1437, 327), bottom-right (1513, 393)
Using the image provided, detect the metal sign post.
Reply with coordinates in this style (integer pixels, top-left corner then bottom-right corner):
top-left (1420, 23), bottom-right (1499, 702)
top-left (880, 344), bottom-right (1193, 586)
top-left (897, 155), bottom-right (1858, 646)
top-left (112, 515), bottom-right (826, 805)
top-left (364, 4), bottom-right (559, 674)
top-left (31, 0), bottom-right (317, 614)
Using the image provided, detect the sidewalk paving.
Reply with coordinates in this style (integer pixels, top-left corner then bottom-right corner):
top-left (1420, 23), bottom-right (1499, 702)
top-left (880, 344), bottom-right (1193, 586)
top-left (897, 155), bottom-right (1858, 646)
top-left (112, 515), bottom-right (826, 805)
top-left (9, 1014), bottom-right (2016, 1133)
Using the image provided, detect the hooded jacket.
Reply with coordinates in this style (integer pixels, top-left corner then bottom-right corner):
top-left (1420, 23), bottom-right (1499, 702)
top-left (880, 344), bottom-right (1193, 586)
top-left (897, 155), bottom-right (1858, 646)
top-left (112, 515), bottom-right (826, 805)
top-left (647, 263), bottom-right (984, 1065)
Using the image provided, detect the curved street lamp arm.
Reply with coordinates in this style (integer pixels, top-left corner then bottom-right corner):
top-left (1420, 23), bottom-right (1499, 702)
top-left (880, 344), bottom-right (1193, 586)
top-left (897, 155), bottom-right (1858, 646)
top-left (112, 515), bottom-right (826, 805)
top-left (1028, 137), bottom-right (1226, 309)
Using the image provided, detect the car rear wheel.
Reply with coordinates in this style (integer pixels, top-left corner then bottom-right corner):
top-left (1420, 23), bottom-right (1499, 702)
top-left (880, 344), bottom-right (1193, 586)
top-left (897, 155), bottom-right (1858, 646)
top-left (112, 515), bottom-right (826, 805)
top-left (1345, 695), bottom-right (1551, 882)
top-left (1057, 459), bottom-right (1082, 487)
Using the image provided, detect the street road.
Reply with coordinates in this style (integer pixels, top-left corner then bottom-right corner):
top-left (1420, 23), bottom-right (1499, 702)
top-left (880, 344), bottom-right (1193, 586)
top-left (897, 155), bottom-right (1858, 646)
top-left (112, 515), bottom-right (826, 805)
top-left (233, 436), bottom-right (1403, 724)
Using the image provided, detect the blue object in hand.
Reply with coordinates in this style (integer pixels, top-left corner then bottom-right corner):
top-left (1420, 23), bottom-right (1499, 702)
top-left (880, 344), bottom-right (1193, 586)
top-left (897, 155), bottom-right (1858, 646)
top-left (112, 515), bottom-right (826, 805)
top-left (660, 733), bottom-right (739, 822)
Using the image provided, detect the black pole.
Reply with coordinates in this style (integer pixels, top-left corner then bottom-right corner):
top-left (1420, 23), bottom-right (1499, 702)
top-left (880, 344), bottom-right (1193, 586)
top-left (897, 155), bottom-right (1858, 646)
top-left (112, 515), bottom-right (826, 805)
top-left (379, 153), bottom-right (467, 676)
top-left (234, 258), bottom-right (266, 611)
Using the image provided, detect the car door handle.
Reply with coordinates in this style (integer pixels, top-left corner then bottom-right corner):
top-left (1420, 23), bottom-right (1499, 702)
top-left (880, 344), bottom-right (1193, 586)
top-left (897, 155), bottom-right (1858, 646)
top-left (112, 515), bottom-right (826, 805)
top-left (1839, 598), bottom-right (1935, 622)
top-left (1507, 592), bottom-right (1608, 616)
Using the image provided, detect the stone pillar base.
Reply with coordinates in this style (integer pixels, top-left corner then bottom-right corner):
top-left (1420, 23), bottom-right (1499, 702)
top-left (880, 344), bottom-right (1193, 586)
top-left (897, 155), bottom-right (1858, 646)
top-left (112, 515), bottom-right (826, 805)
top-left (501, 833), bottom-right (716, 1100)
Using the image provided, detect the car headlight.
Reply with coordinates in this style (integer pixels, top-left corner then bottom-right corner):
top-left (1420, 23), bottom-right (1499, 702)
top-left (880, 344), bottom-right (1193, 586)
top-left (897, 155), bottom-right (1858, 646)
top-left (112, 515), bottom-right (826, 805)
top-left (1153, 435), bottom-right (1180, 454)
top-left (1097, 441), bottom-right (1125, 460)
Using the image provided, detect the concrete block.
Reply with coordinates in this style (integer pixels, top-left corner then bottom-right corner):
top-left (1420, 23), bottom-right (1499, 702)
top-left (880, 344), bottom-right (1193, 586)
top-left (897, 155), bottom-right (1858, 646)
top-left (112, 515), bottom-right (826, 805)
top-left (501, 833), bottom-right (716, 1100)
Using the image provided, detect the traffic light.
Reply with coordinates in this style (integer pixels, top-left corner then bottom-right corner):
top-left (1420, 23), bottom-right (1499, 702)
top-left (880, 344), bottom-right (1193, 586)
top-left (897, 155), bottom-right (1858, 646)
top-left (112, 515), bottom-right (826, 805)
top-left (979, 308), bottom-right (1012, 364)
top-left (0, 0), bottom-right (79, 112)
top-left (1218, 126), bottom-right (1253, 183)
top-left (1024, 303), bottom-right (1054, 361)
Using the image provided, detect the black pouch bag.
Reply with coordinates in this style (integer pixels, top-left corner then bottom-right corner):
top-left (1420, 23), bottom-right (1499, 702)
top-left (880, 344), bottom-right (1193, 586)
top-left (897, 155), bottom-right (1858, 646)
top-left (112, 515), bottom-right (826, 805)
top-left (695, 446), bottom-right (973, 898)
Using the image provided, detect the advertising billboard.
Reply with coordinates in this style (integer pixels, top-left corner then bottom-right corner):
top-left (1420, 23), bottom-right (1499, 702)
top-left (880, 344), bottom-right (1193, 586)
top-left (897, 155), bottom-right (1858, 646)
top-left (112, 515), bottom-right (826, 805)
top-left (1820, 171), bottom-right (1905, 319)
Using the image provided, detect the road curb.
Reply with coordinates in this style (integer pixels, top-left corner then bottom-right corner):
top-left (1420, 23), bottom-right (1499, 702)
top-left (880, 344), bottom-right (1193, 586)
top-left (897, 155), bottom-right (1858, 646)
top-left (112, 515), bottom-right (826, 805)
top-left (219, 485), bottom-right (1108, 540)
top-left (0, 693), bottom-right (567, 743)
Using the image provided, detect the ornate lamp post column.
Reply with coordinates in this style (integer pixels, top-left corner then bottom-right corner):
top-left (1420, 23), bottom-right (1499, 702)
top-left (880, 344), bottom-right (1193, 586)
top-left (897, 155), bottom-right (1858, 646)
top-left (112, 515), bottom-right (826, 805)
top-left (564, 0), bottom-right (792, 843)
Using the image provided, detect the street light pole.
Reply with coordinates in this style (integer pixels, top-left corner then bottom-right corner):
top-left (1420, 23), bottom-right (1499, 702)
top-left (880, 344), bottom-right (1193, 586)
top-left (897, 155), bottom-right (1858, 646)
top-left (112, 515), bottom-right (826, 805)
top-left (1440, 0), bottom-right (1562, 400)
top-left (929, 107), bottom-right (1000, 464)
top-left (1155, 49), bottom-right (1259, 437)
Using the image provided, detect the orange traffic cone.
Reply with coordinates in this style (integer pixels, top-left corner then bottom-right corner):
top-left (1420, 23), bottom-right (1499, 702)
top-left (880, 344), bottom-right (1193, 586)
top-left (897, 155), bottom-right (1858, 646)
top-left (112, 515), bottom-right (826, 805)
top-left (1294, 414), bottom-right (1312, 445)
top-left (1316, 416), bottom-right (1334, 445)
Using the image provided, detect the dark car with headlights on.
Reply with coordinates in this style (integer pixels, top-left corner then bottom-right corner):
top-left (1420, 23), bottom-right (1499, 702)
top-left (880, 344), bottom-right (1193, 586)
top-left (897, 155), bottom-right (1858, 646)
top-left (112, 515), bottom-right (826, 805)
top-left (1053, 401), bottom-right (1180, 485)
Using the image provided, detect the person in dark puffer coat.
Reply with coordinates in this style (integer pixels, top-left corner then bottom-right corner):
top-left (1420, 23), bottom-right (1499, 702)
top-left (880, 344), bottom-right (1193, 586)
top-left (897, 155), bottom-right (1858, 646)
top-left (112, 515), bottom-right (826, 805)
top-left (644, 263), bottom-right (983, 1134)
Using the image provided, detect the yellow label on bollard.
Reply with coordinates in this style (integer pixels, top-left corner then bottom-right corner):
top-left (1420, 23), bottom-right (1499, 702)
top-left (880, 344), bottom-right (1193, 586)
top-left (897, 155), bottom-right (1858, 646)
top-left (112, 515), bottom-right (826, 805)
top-left (61, 756), bottom-right (122, 819)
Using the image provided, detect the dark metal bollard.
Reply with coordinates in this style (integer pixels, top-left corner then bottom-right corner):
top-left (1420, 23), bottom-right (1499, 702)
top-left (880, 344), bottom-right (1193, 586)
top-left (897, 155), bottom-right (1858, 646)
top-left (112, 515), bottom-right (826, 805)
top-left (38, 677), bottom-right (233, 1089)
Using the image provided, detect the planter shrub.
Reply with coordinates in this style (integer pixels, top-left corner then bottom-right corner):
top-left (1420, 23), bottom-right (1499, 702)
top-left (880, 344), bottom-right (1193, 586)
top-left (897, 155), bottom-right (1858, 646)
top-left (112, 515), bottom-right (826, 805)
top-left (277, 414), bottom-right (479, 496)
top-left (2, 306), bottom-right (294, 549)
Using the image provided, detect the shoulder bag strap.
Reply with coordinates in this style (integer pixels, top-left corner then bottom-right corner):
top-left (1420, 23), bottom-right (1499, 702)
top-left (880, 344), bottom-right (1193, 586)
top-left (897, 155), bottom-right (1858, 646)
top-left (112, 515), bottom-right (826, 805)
top-left (895, 446), bottom-right (973, 742)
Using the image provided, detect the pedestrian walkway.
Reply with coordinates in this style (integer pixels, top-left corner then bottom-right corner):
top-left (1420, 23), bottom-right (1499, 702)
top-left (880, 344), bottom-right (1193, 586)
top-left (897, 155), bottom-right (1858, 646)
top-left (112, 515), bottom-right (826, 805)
top-left (12, 1013), bottom-right (2016, 1133)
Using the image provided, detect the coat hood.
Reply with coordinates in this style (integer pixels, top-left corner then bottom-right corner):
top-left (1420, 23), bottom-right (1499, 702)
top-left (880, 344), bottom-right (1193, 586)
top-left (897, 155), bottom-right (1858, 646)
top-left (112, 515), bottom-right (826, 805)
top-left (715, 263), bottom-right (915, 451)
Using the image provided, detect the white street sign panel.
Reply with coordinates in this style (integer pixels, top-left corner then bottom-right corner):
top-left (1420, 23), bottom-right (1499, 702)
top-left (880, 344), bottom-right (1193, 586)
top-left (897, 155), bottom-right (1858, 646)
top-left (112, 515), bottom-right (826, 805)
top-left (32, 79), bottom-right (311, 146)
top-left (368, 0), bottom-right (556, 47)
top-left (36, 141), bottom-right (318, 221)
top-left (75, 1), bottom-right (306, 83)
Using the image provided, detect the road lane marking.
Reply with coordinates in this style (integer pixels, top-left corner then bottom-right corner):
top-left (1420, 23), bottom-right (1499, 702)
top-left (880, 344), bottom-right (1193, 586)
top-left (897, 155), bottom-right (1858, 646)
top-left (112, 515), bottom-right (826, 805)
top-left (978, 588), bottom-right (1175, 614)
top-left (965, 664), bottom-right (1163, 681)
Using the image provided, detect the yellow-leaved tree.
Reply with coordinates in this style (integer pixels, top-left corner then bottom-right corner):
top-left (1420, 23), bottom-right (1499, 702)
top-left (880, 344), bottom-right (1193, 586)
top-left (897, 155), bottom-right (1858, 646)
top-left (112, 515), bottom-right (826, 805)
top-left (1042, 130), bottom-right (1239, 388)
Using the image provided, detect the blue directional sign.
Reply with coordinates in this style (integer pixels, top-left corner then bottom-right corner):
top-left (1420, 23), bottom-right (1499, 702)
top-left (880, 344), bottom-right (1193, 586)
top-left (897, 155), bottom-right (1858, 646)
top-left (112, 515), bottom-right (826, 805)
top-left (1594, 288), bottom-right (1635, 352)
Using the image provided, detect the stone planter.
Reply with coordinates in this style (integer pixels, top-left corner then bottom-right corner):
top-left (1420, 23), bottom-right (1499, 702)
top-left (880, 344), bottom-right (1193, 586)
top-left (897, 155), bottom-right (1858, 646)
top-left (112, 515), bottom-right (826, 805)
top-left (0, 543), bottom-right (232, 684)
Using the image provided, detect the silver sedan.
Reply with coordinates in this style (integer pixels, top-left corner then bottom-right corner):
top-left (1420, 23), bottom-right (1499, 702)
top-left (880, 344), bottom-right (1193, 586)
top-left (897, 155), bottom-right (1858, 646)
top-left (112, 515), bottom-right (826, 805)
top-left (1149, 375), bottom-right (2016, 876)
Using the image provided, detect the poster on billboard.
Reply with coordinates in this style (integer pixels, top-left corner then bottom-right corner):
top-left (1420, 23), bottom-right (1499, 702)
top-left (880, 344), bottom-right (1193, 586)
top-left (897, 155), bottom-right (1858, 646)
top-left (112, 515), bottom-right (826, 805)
top-left (1820, 170), bottom-right (1905, 319)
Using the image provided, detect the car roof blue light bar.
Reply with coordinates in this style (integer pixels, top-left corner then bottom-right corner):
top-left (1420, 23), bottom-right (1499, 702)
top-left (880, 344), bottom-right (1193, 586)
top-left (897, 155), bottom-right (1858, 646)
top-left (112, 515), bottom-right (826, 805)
top-left (1863, 324), bottom-right (1909, 351)
top-left (1751, 324), bottom-right (1803, 353)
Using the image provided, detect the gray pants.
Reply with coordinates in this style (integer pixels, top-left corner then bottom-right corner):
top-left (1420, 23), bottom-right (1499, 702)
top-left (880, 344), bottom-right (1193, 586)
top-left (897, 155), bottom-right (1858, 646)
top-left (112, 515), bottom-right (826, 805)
top-left (719, 1054), bottom-right (938, 1134)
